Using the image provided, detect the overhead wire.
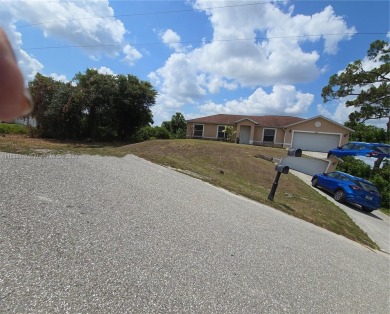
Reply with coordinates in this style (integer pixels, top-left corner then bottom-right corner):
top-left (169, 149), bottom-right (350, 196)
top-left (16, 1), bottom-right (283, 29)
top-left (9, 1), bottom-right (387, 51)
top-left (21, 32), bottom-right (388, 51)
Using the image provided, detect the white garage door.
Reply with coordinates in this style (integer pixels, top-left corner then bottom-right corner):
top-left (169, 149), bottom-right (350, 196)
top-left (292, 132), bottom-right (340, 152)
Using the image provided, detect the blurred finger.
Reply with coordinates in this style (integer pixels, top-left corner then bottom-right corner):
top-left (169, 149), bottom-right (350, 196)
top-left (0, 28), bottom-right (33, 120)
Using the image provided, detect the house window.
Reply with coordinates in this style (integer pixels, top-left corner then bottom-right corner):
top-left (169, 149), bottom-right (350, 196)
top-left (217, 126), bottom-right (226, 139)
top-left (263, 129), bottom-right (275, 142)
top-left (194, 124), bottom-right (204, 137)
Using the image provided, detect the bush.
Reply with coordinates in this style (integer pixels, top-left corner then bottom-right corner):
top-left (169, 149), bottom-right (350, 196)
top-left (172, 128), bottom-right (186, 139)
top-left (135, 126), bottom-right (155, 142)
top-left (0, 123), bottom-right (28, 135)
top-left (336, 156), bottom-right (371, 178)
top-left (135, 126), bottom-right (170, 141)
top-left (154, 126), bottom-right (171, 139)
top-left (371, 163), bottom-right (390, 209)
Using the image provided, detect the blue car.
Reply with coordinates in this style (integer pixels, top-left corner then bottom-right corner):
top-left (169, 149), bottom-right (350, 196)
top-left (327, 142), bottom-right (390, 159)
top-left (311, 171), bottom-right (381, 212)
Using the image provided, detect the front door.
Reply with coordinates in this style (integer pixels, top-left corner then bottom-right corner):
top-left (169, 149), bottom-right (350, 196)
top-left (239, 126), bottom-right (251, 144)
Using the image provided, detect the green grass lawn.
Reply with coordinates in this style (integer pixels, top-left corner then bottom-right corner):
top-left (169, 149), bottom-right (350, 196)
top-left (0, 122), bottom-right (29, 135)
top-left (0, 135), bottom-right (380, 250)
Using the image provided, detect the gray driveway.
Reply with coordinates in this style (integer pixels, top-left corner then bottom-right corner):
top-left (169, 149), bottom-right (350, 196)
top-left (291, 169), bottom-right (390, 254)
top-left (1, 153), bottom-right (389, 313)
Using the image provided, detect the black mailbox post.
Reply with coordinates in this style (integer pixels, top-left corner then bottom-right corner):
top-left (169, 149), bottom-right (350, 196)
top-left (267, 165), bottom-right (289, 201)
top-left (267, 148), bottom-right (302, 201)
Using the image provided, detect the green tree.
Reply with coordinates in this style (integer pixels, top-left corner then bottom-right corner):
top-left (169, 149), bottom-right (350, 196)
top-left (113, 74), bottom-right (156, 140)
top-left (344, 122), bottom-right (388, 143)
top-left (73, 69), bottom-right (118, 140)
top-left (161, 121), bottom-right (172, 133)
top-left (28, 73), bottom-right (59, 136)
top-left (170, 112), bottom-right (187, 138)
top-left (322, 40), bottom-right (390, 131)
top-left (336, 156), bottom-right (371, 179)
top-left (28, 70), bottom-right (157, 141)
top-left (222, 125), bottom-right (236, 142)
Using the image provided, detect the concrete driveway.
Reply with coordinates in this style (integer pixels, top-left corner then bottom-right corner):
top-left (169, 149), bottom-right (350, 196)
top-left (291, 170), bottom-right (390, 254)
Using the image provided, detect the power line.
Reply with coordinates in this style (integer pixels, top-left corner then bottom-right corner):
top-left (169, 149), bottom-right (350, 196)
top-left (16, 1), bottom-right (282, 29)
top-left (21, 32), bottom-right (387, 51)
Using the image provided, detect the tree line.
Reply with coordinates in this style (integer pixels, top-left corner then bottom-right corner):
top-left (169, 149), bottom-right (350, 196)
top-left (29, 69), bottom-right (157, 141)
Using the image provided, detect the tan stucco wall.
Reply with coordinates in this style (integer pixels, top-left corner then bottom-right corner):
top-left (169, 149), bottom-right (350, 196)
top-left (186, 123), bottom-right (237, 141)
top-left (186, 116), bottom-right (351, 148)
top-left (283, 117), bottom-right (350, 147)
top-left (253, 126), bottom-right (284, 145)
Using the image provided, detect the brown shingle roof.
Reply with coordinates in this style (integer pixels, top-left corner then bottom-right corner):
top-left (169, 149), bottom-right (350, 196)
top-left (187, 114), bottom-right (305, 127)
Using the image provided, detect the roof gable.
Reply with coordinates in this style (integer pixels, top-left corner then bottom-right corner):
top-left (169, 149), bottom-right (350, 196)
top-left (285, 115), bottom-right (354, 131)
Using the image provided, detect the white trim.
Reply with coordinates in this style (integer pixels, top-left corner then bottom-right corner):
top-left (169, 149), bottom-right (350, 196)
top-left (253, 140), bottom-right (284, 145)
top-left (216, 125), bottom-right (226, 139)
top-left (193, 123), bottom-right (204, 137)
top-left (262, 127), bottom-right (277, 143)
top-left (235, 118), bottom-right (259, 125)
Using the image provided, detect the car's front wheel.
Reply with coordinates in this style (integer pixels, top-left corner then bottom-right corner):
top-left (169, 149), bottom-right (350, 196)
top-left (361, 206), bottom-right (374, 213)
top-left (334, 189), bottom-right (345, 203)
top-left (311, 177), bottom-right (318, 187)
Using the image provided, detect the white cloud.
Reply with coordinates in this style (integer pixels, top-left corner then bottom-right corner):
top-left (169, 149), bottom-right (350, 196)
top-left (200, 85), bottom-right (314, 116)
top-left (0, 0), bottom-right (140, 80)
top-left (151, 0), bottom-right (355, 113)
top-left (18, 49), bottom-right (44, 81)
top-left (317, 102), bottom-right (354, 125)
top-left (96, 66), bottom-right (115, 75)
top-left (159, 29), bottom-right (184, 52)
top-left (122, 44), bottom-right (142, 66)
top-left (50, 73), bottom-right (68, 82)
top-left (5, 0), bottom-right (126, 58)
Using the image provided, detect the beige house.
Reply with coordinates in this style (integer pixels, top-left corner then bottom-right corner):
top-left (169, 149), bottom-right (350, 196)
top-left (186, 114), bottom-right (353, 153)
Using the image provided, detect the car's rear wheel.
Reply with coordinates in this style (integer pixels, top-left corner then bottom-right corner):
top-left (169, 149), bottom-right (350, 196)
top-left (334, 189), bottom-right (345, 203)
top-left (311, 178), bottom-right (318, 187)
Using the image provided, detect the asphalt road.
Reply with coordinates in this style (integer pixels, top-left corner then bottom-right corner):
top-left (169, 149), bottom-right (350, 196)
top-left (1, 153), bottom-right (389, 313)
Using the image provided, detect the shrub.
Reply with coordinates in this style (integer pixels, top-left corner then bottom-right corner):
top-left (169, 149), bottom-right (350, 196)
top-left (336, 156), bottom-right (371, 178)
top-left (371, 163), bottom-right (390, 209)
top-left (154, 126), bottom-right (171, 139)
top-left (0, 123), bottom-right (28, 135)
top-left (135, 125), bottom-right (155, 141)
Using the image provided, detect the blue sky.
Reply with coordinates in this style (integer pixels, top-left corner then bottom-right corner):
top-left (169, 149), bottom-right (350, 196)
top-left (1, 0), bottom-right (389, 127)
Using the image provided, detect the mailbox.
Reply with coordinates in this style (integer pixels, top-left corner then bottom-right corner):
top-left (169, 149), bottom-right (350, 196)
top-left (275, 164), bottom-right (289, 174)
top-left (288, 148), bottom-right (302, 157)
